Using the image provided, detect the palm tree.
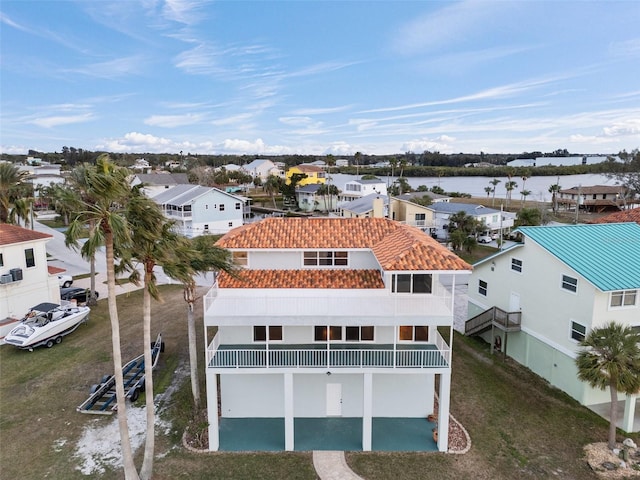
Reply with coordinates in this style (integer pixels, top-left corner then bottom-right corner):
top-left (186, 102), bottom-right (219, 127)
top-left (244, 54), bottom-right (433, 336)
top-left (0, 162), bottom-right (29, 223)
top-left (124, 190), bottom-right (182, 480)
top-left (505, 180), bottom-right (518, 209)
top-left (489, 178), bottom-right (501, 207)
top-left (548, 182), bottom-right (561, 214)
top-left (354, 151), bottom-right (362, 176)
top-left (165, 235), bottom-right (238, 408)
top-left (484, 186), bottom-right (493, 198)
top-left (65, 155), bottom-right (140, 480)
top-left (263, 175), bottom-right (281, 209)
top-left (520, 189), bottom-right (531, 208)
top-left (9, 197), bottom-right (33, 228)
top-left (575, 322), bottom-right (640, 449)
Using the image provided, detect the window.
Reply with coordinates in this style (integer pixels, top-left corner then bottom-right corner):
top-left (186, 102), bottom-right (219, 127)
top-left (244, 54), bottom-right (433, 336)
top-left (314, 326), bottom-right (342, 341)
top-left (478, 279), bottom-right (487, 296)
top-left (345, 326), bottom-right (374, 342)
top-left (415, 213), bottom-right (426, 226)
top-left (228, 222), bottom-right (233, 227)
top-left (253, 326), bottom-right (283, 342)
top-left (391, 274), bottom-right (432, 294)
top-left (511, 258), bottom-right (523, 273)
top-left (570, 321), bottom-right (586, 342)
top-left (0, 253), bottom-right (3, 267)
top-left (562, 275), bottom-right (578, 293)
top-left (235, 202), bottom-right (241, 210)
top-left (232, 251), bottom-right (248, 266)
top-left (304, 251), bottom-right (348, 266)
top-left (610, 290), bottom-right (637, 308)
top-left (25, 248), bottom-right (35, 268)
top-left (204, 224), bottom-right (209, 231)
top-left (220, 204), bottom-right (225, 211)
top-left (399, 326), bottom-right (429, 342)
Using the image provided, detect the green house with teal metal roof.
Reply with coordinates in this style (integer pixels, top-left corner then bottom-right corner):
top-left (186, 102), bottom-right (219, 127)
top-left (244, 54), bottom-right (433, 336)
top-left (465, 222), bottom-right (640, 433)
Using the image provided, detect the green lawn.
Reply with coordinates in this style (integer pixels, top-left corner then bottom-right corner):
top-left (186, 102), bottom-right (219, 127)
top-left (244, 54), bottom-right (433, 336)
top-left (1, 286), bottom-right (635, 479)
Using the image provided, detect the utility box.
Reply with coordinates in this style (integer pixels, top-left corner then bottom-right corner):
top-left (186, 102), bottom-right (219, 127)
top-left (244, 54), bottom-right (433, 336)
top-left (10, 268), bottom-right (23, 281)
top-left (0, 274), bottom-right (13, 284)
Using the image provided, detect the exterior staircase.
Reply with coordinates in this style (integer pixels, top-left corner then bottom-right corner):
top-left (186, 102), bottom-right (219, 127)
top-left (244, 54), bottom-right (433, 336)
top-left (465, 306), bottom-right (522, 336)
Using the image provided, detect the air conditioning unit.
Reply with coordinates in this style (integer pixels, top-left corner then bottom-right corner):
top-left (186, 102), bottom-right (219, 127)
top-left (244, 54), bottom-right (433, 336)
top-left (0, 274), bottom-right (13, 284)
top-left (10, 268), bottom-right (23, 281)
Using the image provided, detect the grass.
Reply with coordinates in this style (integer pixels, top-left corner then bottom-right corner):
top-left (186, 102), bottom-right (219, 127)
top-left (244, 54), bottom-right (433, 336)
top-left (1, 286), bottom-right (637, 479)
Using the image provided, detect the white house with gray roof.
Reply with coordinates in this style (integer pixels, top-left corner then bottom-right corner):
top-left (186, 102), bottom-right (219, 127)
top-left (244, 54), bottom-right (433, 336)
top-left (131, 173), bottom-right (189, 198)
top-left (466, 223), bottom-right (640, 432)
top-left (428, 203), bottom-right (515, 240)
top-left (152, 184), bottom-right (246, 237)
top-left (242, 159), bottom-right (284, 182)
top-left (338, 178), bottom-right (388, 205)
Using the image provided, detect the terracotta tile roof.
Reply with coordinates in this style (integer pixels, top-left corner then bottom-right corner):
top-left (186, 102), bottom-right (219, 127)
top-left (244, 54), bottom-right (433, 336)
top-left (0, 223), bottom-right (52, 246)
top-left (588, 207), bottom-right (640, 225)
top-left (47, 265), bottom-right (66, 275)
top-left (218, 269), bottom-right (385, 289)
top-left (217, 217), bottom-right (472, 272)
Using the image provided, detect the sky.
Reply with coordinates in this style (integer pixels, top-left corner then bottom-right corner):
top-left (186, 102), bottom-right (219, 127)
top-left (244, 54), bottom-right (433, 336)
top-left (1, 1), bottom-right (639, 157)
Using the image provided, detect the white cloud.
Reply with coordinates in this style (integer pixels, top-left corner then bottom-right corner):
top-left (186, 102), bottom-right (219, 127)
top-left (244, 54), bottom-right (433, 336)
top-left (30, 113), bottom-right (94, 128)
top-left (603, 119), bottom-right (640, 137)
top-left (144, 113), bottom-right (206, 127)
top-left (67, 55), bottom-right (147, 79)
top-left (400, 136), bottom-right (456, 154)
top-left (211, 113), bottom-right (255, 127)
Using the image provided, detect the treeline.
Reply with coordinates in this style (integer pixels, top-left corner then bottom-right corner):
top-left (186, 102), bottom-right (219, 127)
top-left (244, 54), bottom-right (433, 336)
top-left (1, 148), bottom-right (633, 178)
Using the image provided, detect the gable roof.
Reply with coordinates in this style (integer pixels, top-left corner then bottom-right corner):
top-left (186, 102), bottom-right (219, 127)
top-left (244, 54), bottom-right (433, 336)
top-left (290, 164), bottom-right (323, 173)
top-left (341, 194), bottom-right (388, 215)
top-left (589, 207), bottom-right (640, 225)
top-left (517, 223), bottom-right (640, 291)
top-left (0, 223), bottom-right (52, 246)
top-left (428, 202), bottom-right (501, 216)
top-left (136, 173), bottom-right (188, 185)
top-left (217, 217), bottom-right (471, 272)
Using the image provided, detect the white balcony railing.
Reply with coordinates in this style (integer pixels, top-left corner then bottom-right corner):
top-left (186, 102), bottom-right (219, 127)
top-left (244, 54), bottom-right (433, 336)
top-left (206, 332), bottom-right (451, 370)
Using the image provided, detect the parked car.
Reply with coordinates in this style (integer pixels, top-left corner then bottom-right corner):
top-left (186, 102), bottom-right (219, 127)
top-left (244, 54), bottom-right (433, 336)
top-left (477, 235), bottom-right (493, 244)
top-left (60, 287), bottom-right (99, 304)
top-left (58, 274), bottom-right (73, 288)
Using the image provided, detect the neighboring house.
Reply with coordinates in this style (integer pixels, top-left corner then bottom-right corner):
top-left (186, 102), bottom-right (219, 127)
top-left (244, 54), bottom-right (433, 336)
top-left (589, 207), bottom-right (640, 225)
top-left (243, 159), bottom-right (284, 182)
top-left (340, 194), bottom-right (388, 219)
top-left (389, 193), bottom-right (448, 235)
top-left (204, 217), bottom-right (472, 452)
top-left (428, 203), bottom-right (515, 240)
top-left (152, 184), bottom-right (247, 237)
top-left (335, 158), bottom-right (349, 167)
top-left (131, 173), bottom-right (189, 198)
top-left (132, 158), bottom-right (151, 172)
top-left (338, 178), bottom-right (387, 204)
top-left (296, 184), bottom-right (338, 213)
top-left (286, 165), bottom-right (326, 186)
top-left (557, 185), bottom-right (637, 213)
top-left (465, 223), bottom-right (640, 432)
top-left (0, 224), bottom-right (62, 340)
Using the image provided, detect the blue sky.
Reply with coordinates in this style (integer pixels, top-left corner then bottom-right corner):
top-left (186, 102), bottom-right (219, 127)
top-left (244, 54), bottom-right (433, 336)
top-left (1, 1), bottom-right (639, 156)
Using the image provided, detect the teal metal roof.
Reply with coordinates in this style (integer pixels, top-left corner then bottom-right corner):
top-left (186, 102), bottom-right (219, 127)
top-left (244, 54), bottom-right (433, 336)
top-left (517, 222), bottom-right (640, 291)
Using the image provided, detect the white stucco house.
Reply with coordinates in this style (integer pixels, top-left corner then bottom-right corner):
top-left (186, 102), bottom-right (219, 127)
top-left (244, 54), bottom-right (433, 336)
top-left (428, 202), bottom-right (515, 241)
top-left (0, 224), bottom-right (62, 340)
top-left (465, 222), bottom-right (640, 432)
top-left (203, 217), bottom-right (472, 452)
top-left (338, 178), bottom-right (388, 205)
top-left (131, 173), bottom-right (190, 198)
top-left (295, 184), bottom-right (338, 213)
top-left (152, 184), bottom-right (247, 237)
top-left (243, 159), bottom-right (284, 182)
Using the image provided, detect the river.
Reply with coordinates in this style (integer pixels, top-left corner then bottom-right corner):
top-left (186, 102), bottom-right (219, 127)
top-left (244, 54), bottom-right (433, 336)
top-left (329, 173), bottom-right (616, 203)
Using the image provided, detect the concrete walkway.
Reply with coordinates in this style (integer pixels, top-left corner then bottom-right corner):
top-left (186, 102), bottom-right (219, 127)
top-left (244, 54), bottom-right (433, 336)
top-left (313, 451), bottom-right (364, 480)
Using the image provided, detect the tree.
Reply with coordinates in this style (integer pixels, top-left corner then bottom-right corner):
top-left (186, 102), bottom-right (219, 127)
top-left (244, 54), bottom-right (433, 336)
top-left (515, 207), bottom-right (541, 226)
top-left (65, 155), bottom-right (140, 480)
top-left (316, 184), bottom-right (340, 212)
top-left (0, 162), bottom-right (29, 223)
top-left (520, 189), bottom-right (531, 207)
top-left (354, 151), bottom-right (362, 176)
top-left (165, 235), bottom-right (238, 409)
top-left (263, 175), bottom-right (281, 208)
top-left (575, 322), bottom-right (640, 449)
top-left (548, 182), bottom-right (561, 214)
top-left (9, 197), bottom-right (33, 228)
top-left (125, 190), bottom-right (181, 480)
top-left (484, 186), bottom-right (493, 198)
top-left (489, 178), bottom-right (501, 207)
top-left (505, 180), bottom-right (518, 208)
top-left (609, 149), bottom-right (640, 197)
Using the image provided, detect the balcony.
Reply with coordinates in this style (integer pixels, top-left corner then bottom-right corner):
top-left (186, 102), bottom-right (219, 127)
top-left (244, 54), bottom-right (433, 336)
top-left (206, 331), bottom-right (451, 371)
top-left (204, 285), bottom-right (455, 326)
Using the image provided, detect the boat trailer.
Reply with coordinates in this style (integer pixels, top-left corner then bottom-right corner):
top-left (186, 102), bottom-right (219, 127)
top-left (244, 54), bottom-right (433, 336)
top-left (77, 333), bottom-right (164, 415)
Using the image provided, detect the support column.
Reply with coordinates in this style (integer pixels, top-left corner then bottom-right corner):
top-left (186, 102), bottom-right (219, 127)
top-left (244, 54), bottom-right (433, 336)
top-left (362, 373), bottom-right (373, 451)
top-left (437, 372), bottom-right (451, 452)
top-left (284, 373), bottom-right (294, 451)
top-left (207, 372), bottom-right (219, 451)
top-left (622, 394), bottom-right (637, 433)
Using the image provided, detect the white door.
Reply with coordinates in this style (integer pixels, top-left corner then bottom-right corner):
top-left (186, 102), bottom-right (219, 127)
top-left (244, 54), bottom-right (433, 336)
top-left (326, 383), bottom-right (342, 416)
top-left (509, 291), bottom-right (521, 312)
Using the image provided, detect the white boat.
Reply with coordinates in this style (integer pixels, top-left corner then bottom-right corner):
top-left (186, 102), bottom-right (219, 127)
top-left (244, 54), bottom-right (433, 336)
top-left (4, 301), bottom-right (90, 350)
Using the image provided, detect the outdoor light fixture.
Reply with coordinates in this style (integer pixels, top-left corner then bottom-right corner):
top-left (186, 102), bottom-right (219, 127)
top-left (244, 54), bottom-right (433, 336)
top-left (326, 371), bottom-right (332, 376)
